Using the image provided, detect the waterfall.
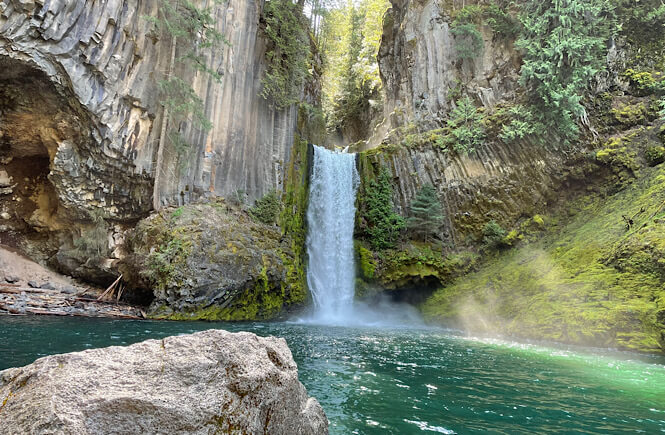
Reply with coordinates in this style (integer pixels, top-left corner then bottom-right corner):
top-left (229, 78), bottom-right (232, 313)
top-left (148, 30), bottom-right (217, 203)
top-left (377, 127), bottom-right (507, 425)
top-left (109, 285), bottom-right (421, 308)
top-left (305, 145), bottom-right (359, 324)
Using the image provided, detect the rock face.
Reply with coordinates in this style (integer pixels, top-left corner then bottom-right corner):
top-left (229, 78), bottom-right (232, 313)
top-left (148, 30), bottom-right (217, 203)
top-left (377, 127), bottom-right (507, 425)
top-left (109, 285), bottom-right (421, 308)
top-left (0, 0), bottom-right (295, 212)
top-left (0, 329), bottom-right (329, 434)
top-left (0, 0), bottom-right (301, 280)
top-left (377, 0), bottom-right (521, 132)
top-left (358, 139), bottom-right (573, 247)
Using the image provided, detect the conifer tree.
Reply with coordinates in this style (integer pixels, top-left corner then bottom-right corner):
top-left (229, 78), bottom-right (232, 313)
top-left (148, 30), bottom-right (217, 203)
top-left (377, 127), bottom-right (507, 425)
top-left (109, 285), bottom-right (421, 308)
top-left (362, 168), bottom-right (406, 250)
top-left (407, 184), bottom-right (444, 242)
top-left (516, 0), bottom-right (616, 142)
top-left (447, 96), bottom-right (485, 154)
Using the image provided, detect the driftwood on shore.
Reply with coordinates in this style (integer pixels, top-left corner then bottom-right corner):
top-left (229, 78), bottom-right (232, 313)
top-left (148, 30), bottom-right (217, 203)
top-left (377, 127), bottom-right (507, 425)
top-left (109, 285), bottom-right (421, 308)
top-left (0, 284), bottom-right (145, 319)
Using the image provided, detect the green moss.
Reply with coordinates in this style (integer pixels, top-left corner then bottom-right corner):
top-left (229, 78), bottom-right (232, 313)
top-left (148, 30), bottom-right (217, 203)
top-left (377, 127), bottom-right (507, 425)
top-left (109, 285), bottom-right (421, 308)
top-left (501, 229), bottom-right (521, 247)
top-left (356, 241), bottom-right (377, 280)
top-left (623, 69), bottom-right (657, 96)
top-left (277, 135), bottom-right (310, 306)
top-left (612, 101), bottom-right (649, 126)
top-left (533, 214), bottom-right (545, 228)
top-left (141, 223), bottom-right (194, 291)
top-left (645, 145), bottom-right (665, 166)
top-left (371, 243), bottom-right (478, 290)
top-left (595, 137), bottom-right (640, 186)
top-left (422, 165), bottom-right (665, 353)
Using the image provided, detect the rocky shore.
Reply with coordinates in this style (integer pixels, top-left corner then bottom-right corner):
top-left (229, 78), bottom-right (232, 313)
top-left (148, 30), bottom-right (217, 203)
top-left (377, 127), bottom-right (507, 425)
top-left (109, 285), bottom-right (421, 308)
top-left (0, 246), bottom-right (143, 319)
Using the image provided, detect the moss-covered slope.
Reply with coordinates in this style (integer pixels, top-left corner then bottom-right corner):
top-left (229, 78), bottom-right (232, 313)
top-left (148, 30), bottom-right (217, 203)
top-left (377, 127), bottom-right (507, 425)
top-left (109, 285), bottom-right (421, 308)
top-left (422, 162), bottom-right (665, 353)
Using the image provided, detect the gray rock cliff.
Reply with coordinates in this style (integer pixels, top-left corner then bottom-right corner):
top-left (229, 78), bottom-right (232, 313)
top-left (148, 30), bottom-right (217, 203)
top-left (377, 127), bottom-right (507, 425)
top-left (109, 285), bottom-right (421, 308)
top-left (0, 0), bottom-right (301, 278)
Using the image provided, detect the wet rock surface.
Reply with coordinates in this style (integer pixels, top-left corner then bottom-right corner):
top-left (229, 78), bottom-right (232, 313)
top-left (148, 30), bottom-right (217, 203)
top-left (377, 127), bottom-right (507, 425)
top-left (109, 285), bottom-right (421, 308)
top-left (0, 329), bottom-right (328, 434)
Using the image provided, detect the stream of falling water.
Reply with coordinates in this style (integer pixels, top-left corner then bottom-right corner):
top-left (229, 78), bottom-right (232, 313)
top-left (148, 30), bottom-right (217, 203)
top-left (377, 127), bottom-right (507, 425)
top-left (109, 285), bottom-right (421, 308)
top-left (304, 145), bottom-right (359, 324)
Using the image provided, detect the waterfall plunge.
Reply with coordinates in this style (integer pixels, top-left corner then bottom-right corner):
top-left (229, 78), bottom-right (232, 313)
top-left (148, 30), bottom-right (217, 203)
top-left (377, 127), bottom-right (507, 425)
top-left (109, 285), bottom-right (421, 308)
top-left (305, 145), bottom-right (359, 324)
top-left (301, 145), bottom-right (423, 328)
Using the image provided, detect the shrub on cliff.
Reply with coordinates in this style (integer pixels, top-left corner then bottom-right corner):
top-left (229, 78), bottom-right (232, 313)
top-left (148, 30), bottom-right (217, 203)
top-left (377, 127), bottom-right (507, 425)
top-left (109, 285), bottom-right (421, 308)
top-left (261, 0), bottom-right (310, 108)
top-left (450, 5), bottom-right (484, 60)
top-left (360, 168), bottom-right (405, 250)
top-left (147, 0), bottom-right (229, 157)
top-left (516, 0), bottom-right (616, 142)
top-left (407, 184), bottom-right (444, 242)
top-left (250, 190), bottom-right (282, 225)
top-left (482, 220), bottom-right (507, 249)
top-left (447, 96), bottom-right (485, 154)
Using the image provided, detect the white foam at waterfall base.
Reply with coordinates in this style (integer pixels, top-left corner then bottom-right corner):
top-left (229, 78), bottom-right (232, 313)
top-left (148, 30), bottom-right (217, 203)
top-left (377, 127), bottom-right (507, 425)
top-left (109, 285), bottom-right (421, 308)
top-left (296, 145), bottom-right (423, 328)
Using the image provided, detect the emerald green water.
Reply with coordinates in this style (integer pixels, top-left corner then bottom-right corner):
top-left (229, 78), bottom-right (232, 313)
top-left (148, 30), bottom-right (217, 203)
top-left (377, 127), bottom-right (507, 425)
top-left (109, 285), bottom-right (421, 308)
top-left (1, 316), bottom-right (665, 434)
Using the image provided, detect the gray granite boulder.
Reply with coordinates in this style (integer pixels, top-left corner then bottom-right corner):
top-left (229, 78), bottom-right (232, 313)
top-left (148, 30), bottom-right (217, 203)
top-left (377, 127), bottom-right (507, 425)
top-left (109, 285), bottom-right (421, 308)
top-left (0, 330), bottom-right (328, 434)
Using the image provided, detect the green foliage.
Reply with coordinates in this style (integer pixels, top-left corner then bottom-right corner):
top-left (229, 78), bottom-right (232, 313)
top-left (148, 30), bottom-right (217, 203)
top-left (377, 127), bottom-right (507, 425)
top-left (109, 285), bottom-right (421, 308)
top-left (450, 23), bottom-right (484, 60)
top-left (361, 168), bottom-right (406, 250)
top-left (158, 77), bottom-right (212, 156)
top-left (147, 0), bottom-right (228, 81)
top-left (498, 104), bottom-right (540, 143)
top-left (320, 0), bottom-right (390, 133)
top-left (451, 5), bottom-right (483, 25)
top-left (171, 206), bottom-right (184, 220)
top-left (71, 210), bottom-right (109, 263)
top-left (532, 214), bottom-right (545, 228)
top-left (645, 145), bottom-right (665, 167)
top-left (623, 69), bottom-right (657, 96)
top-left (261, 0), bottom-right (310, 108)
top-left (450, 3), bottom-right (519, 53)
top-left (407, 184), bottom-right (444, 242)
top-left (146, 234), bottom-right (191, 289)
top-left (250, 190), bottom-right (282, 225)
top-left (484, 4), bottom-right (520, 40)
top-left (482, 220), bottom-right (506, 249)
top-left (447, 97), bottom-right (485, 154)
top-left (516, 0), bottom-right (616, 142)
top-left (617, 0), bottom-right (665, 46)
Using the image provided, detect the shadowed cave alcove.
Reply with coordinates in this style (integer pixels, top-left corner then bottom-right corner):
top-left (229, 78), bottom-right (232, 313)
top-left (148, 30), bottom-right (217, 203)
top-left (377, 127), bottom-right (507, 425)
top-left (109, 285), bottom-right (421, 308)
top-left (0, 56), bottom-right (89, 255)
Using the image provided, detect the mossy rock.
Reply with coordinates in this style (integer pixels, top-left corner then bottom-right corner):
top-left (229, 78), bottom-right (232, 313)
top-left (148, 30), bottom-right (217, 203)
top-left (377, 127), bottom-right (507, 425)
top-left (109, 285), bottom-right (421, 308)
top-left (122, 194), bottom-right (307, 321)
top-left (645, 145), bottom-right (665, 166)
top-left (612, 102), bottom-right (649, 126)
top-left (359, 242), bottom-right (478, 291)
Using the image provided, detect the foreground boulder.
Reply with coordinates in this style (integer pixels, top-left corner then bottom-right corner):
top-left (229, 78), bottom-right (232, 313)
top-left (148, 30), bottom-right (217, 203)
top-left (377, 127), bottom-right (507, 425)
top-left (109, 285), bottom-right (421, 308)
top-left (0, 330), bottom-right (328, 434)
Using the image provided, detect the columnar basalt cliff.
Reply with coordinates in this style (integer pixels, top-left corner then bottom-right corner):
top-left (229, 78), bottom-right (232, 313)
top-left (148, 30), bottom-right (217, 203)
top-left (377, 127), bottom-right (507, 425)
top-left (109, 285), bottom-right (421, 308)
top-left (353, 0), bottom-right (665, 353)
top-left (0, 0), bottom-right (302, 281)
top-left (377, 0), bottom-right (521, 131)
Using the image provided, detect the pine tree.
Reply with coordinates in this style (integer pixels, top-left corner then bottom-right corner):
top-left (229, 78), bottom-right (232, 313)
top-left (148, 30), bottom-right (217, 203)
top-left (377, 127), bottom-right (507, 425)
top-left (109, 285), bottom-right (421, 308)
top-left (361, 168), bottom-right (406, 250)
top-left (407, 184), bottom-right (444, 242)
top-left (447, 96), bottom-right (485, 154)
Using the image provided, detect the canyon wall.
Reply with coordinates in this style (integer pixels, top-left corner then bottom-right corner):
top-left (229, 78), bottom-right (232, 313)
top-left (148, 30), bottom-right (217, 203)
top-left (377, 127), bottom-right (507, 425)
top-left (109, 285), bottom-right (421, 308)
top-left (377, 0), bottom-right (521, 132)
top-left (0, 0), bottom-right (300, 278)
top-left (0, 0), bottom-right (295, 219)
